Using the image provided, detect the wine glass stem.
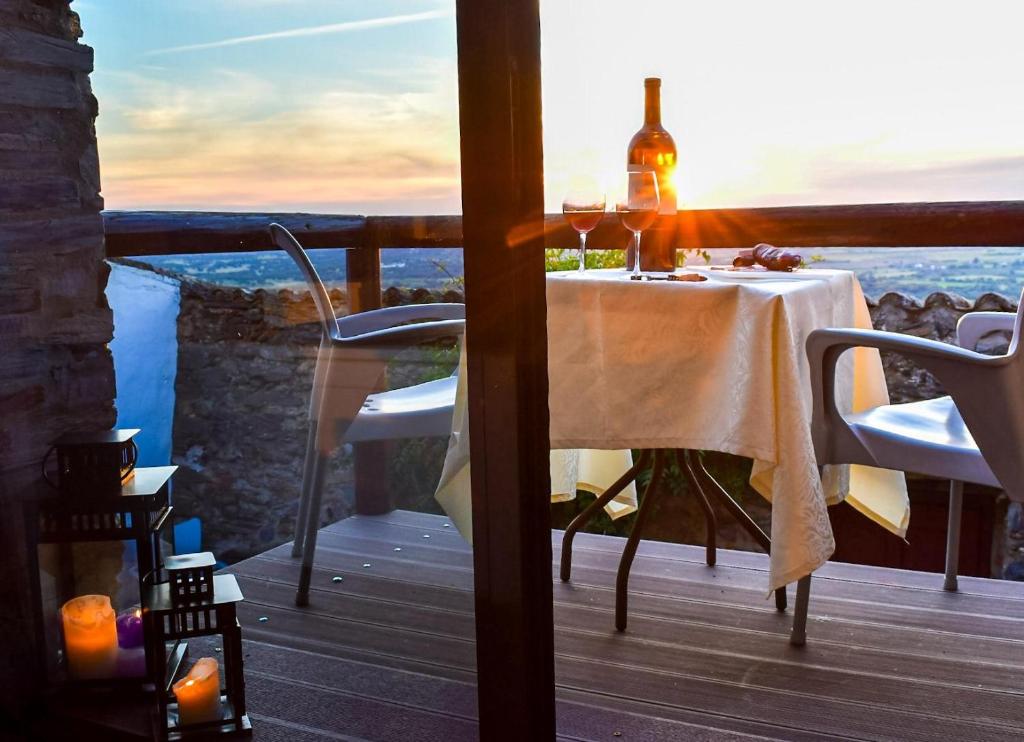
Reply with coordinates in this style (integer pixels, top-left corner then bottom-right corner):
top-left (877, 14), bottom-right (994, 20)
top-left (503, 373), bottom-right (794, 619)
top-left (578, 233), bottom-right (587, 272)
top-left (632, 231), bottom-right (642, 276)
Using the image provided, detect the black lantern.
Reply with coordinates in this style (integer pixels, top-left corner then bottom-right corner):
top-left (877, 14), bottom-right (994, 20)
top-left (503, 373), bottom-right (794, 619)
top-left (49, 428), bottom-right (140, 493)
top-left (145, 566), bottom-right (251, 740)
top-left (29, 430), bottom-right (179, 691)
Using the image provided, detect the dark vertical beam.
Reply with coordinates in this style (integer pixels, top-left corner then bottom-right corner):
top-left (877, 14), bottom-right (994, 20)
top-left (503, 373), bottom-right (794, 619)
top-left (345, 248), bottom-right (382, 315)
top-left (346, 233), bottom-right (392, 514)
top-left (456, 0), bottom-right (555, 738)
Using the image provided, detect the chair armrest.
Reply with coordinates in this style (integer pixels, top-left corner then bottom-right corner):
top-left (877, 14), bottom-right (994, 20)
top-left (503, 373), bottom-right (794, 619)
top-left (806, 327), bottom-right (998, 464)
top-left (338, 318), bottom-right (465, 350)
top-left (808, 328), bottom-right (991, 367)
top-left (956, 311), bottom-right (1016, 351)
top-left (338, 304), bottom-right (465, 337)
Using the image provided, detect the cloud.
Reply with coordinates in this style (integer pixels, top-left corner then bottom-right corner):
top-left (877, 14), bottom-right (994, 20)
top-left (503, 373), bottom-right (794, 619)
top-left (808, 155), bottom-right (1024, 205)
top-left (97, 66), bottom-right (462, 214)
top-left (145, 8), bottom-right (453, 56)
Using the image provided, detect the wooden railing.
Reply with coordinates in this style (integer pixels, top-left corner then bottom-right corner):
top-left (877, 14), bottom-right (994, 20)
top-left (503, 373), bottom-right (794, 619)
top-left (103, 200), bottom-right (1024, 256)
top-left (104, 200), bottom-right (1024, 302)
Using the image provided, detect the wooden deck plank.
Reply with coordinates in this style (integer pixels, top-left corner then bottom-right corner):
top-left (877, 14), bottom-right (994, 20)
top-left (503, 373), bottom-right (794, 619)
top-left (234, 570), bottom-right (1024, 728)
top-left (225, 511), bottom-right (1024, 741)
top-left (232, 635), bottom-right (828, 741)
top-left (339, 512), bottom-right (1024, 602)
top-left (234, 556), bottom-right (1024, 670)
top-left (284, 526), bottom-right (1024, 642)
top-left (351, 509), bottom-right (1024, 599)
top-left (244, 673), bottom-right (478, 741)
top-left (235, 557), bottom-right (1024, 693)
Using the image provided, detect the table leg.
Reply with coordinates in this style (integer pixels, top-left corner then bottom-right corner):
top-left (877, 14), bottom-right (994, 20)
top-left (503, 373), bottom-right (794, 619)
top-left (684, 450), bottom-right (787, 612)
top-left (791, 574), bottom-right (812, 646)
top-left (615, 449), bottom-right (669, 632)
top-left (560, 449), bottom-right (650, 582)
top-left (678, 449), bottom-right (717, 567)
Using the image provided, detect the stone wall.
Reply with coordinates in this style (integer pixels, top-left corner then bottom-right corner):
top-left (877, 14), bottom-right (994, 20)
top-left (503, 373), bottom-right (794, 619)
top-left (0, 0), bottom-right (115, 710)
top-left (168, 278), bottom-right (459, 563)
top-left (869, 291), bottom-right (1017, 402)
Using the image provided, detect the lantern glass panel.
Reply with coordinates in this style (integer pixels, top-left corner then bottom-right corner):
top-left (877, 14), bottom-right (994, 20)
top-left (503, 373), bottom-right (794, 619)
top-left (36, 540), bottom-right (149, 682)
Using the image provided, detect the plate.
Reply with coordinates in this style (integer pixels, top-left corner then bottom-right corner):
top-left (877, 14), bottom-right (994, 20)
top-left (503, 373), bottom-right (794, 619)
top-left (694, 266), bottom-right (803, 279)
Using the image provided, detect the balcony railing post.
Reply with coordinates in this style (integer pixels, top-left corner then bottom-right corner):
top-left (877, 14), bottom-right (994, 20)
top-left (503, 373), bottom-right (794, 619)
top-left (347, 221), bottom-right (393, 515)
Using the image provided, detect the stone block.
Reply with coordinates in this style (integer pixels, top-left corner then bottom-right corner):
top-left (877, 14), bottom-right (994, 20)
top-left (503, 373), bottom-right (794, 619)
top-left (0, 25), bottom-right (93, 71)
top-left (0, 66), bottom-right (82, 110)
top-left (0, 176), bottom-right (80, 213)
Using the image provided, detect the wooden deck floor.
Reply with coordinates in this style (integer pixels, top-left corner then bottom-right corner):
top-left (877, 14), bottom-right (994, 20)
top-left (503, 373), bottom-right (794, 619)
top-left (223, 510), bottom-right (1024, 741)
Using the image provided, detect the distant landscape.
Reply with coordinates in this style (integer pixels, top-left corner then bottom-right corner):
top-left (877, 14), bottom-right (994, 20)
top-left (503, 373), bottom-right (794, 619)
top-left (134, 246), bottom-right (1024, 301)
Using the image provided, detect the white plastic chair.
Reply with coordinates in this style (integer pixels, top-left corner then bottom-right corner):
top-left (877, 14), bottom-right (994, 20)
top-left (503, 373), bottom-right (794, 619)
top-left (269, 224), bottom-right (465, 606)
top-left (794, 291), bottom-right (1024, 645)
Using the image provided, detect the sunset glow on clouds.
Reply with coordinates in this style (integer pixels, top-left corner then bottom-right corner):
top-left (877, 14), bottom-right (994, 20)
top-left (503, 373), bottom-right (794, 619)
top-left (98, 65), bottom-right (460, 212)
top-left (84, 0), bottom-right (461, 213)
top-left (81, 0), bottom-right (1024, 214)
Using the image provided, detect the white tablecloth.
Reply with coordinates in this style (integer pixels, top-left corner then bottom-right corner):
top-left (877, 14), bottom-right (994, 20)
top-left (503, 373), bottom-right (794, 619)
top-left (436, 267), bottom-right (908, 592)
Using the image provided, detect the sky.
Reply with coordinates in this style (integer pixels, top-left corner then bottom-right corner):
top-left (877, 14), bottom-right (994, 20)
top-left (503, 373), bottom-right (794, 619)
top-left (79, 0), bottom-right (1024, 214)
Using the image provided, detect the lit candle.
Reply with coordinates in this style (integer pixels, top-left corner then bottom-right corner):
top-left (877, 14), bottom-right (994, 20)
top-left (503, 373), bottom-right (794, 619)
top-left (173, 657), bottom-right (222, 726)
top-left (61, 595), bottom-right (118, 679)
top-left (116, 607), bottom-right (145, 649)
top-left (115, 606), bottom-right (147, 677)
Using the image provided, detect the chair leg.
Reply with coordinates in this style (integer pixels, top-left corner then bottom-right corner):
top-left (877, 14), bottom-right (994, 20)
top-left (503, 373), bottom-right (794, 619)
top-left (679, 450), bottom-right (717, 567)
top-left (944, 480), bottom-right (964, 592)
top-left (295, 452), bottom-right (328, 607)
top-left (560, 450), bottom-right (650, 582)
top-left (292, 419), bottom-right (319, 558)
top-left (790, 574), bottom-right (812, 646)
top-left (616, 450), bottom-right (668, 632)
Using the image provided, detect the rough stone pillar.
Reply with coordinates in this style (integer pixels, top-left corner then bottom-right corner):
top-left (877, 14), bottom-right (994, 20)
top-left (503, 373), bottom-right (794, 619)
top-left (0, 0), bottom-right (115, 713)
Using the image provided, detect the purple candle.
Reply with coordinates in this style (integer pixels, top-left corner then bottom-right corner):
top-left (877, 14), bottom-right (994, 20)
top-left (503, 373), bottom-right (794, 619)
top-left (116, 607), bottom-right (145, 649)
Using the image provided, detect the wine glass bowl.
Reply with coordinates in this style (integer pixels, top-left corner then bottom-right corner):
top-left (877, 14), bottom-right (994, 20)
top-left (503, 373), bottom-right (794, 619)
top-left (562, 181), bottom-right (606, 272)
top-left (615, 171), bottom-right (660, 278)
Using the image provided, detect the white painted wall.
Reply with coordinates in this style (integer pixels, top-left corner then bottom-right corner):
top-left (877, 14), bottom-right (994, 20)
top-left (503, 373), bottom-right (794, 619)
top-left (106, 262), bottom-right (181, 466)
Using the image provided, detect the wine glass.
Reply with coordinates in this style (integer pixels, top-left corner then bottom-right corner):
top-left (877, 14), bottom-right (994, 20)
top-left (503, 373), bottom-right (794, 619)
top-left (562, 180), bottom-right (606, 272)
top-left (615, 171), bottom-right (659, 279)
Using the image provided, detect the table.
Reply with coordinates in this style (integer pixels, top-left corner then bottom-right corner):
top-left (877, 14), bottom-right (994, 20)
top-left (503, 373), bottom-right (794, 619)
top-left (435, 267), bottom-right (908, 595)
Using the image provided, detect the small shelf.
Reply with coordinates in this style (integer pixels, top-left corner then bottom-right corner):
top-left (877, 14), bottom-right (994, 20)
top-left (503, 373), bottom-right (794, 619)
top-left (145, 575), bottom-right (244, 613)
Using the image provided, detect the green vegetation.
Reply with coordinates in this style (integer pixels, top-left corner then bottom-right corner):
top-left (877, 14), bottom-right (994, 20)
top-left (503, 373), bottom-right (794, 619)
top-left (545, 248), bottom-right (626, 271)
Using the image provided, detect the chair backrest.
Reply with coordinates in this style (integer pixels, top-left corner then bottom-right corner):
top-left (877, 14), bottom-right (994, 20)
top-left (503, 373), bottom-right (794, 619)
top-left (269, 223), bottom-right (339, 338)
top-left (954, 290), bottom-right (1024, 500)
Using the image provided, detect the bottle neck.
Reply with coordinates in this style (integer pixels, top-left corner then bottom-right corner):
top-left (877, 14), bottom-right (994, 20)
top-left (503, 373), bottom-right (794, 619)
top-left (644, 83), bottom-right (661, 126)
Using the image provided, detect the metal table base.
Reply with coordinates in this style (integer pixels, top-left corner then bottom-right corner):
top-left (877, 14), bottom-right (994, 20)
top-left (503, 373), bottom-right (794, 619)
top-left (559, 448), bottom-right (787, 631)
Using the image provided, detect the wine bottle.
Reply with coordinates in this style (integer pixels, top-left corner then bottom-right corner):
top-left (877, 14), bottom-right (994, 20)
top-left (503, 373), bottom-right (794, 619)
top-left (626, 77), bottom-right (678, 271)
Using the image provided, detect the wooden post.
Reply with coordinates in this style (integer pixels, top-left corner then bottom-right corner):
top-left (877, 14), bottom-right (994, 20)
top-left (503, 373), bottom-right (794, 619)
top-left (346, 228), bottom-right (392, 515)
top-left (456, 0), bottom-right (555, 738)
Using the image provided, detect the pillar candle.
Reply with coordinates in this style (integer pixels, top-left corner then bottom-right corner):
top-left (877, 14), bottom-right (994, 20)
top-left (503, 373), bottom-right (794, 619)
top-left (61, 595), bottom-right (118, 679)
top-left (173, 657), bottom-right (222, 726)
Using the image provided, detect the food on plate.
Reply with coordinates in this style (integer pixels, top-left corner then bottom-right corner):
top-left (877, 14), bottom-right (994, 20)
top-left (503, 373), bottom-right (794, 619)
top-left (732, 243), bottom-right (801, 271)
